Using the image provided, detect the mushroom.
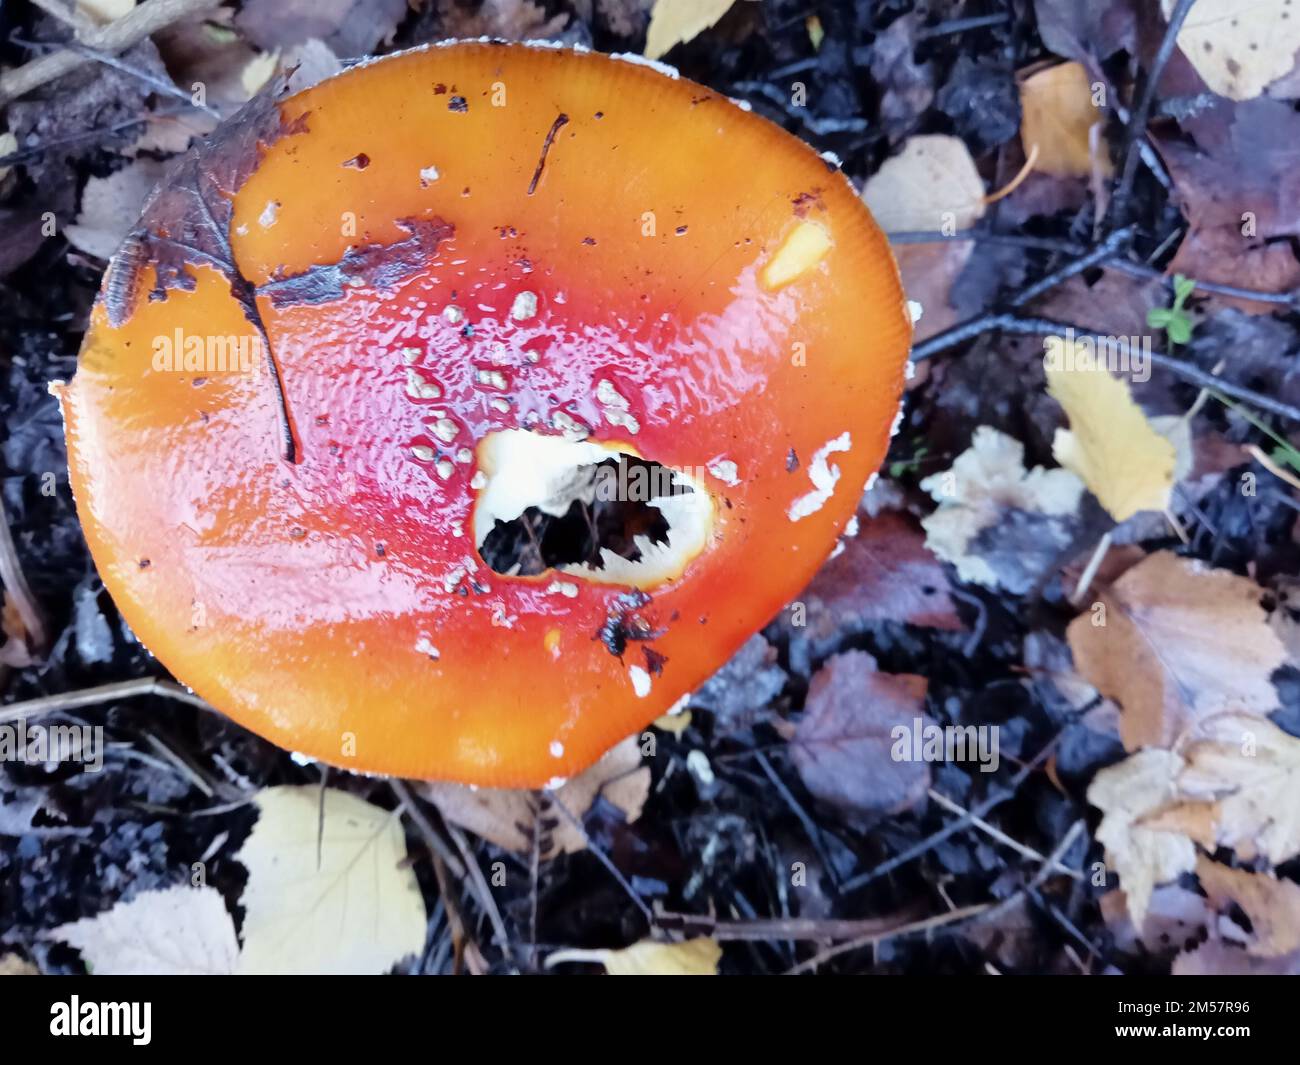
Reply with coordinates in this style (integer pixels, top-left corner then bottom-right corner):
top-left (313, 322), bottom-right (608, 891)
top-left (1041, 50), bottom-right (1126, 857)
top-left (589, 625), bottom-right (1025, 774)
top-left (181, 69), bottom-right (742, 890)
top-left (57, 41), bottom-right (911, 786)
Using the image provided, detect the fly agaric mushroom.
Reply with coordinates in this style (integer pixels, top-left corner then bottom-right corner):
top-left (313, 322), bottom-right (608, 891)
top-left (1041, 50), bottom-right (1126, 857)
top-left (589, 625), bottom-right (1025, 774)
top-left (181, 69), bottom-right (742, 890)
top-left (57, 41), bottom-right (911, 786)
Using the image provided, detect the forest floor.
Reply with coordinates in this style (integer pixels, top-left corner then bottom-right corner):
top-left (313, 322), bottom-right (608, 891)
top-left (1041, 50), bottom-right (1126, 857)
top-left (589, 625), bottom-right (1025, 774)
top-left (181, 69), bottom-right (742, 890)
top-left (2, 0), bottom-right (1300, 975)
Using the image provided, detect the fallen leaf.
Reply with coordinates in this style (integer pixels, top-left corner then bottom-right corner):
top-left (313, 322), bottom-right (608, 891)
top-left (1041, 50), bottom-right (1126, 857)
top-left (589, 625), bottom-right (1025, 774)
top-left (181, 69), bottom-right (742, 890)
top-left (235, 786), bottom-right (426, 975)
top-left (419, 735), bottom-right (650, 859)
top-left (1099, 884), bottom-right (1208, 955)
top-left (437, 0), bottom-right (571, 40)
top-left (1032, 0), bottom-right (1139, 62)
top-left (862, 134), bottom-right (986, 341)
top-left (1019, 61), bottom-right (1111, 178)
top-left (66, 158), bottom-right (168, 260)
top-left (1160, 713), bottom-right (1300, 866)
top-left (645, 0), bottom-right (746, 59)
top-left (48, 885), bottom-right (238, 976)
top-left (1067, 552), bottom-right (1286, 750)
top-left (1045, 337), bottom-right (1177, 521)
top-left (238, 0), bottom-right (408, 58)
top-left (78, 0), bottom-right (136, 21)
top-left (654, 709), bottom-right (692, 735)
top-left (1088, 749), bottom-right (1197, 928)
top-left (547, 937), bottom-right (721, 974)
top-left (789, 650), bottom-right (932, 819)
top-left (920, 426), bottom-right (1084, 592)
top-left (1195, 858), bottom-right (1300, 957)
top-left (687, 633), bottom-right (786, 726)
top-left (0, 953), bottom-right (40, 975)
top-left (1156, 98), bottom-right (1300, 312)
top-left (1173, 939), bottom-right (1300, 975)
top-left (1163, 0), bottom-right (1300, 101)
top-left (869, 12), bottom-right (934, 141)
top-left (795, 510), bottom-right (962, 635)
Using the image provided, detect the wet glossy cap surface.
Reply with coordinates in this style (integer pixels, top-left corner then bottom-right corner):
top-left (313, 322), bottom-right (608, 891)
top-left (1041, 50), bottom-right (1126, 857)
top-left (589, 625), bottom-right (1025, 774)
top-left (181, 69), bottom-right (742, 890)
top-left (60, 42), bottom-right (911, 786)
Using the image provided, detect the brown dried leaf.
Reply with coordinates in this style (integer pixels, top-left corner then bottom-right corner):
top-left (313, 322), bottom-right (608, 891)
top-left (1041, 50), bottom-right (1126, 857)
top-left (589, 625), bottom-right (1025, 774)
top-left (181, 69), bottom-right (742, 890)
top-left (66, 158), bottom-right (168, 260)
top-left (789, 650), bottom-right (931, 819)
top-left (419, 735), bottom-right (649, 859)
top-left (1157, 713), bottom-right (1300, 865)
top-left (797, 511), bottom-right (961, 634)
top-left (862, 135), bottom-right (986, 342)
top-left (438, 0), bottom-right (571, 41)
top-left (1156, 98), bottom-right (1300, 313)
top-left (1195, 858), bottom-right (1300, 958)
top-left (1067, 553), bottom-right (1286, 750)
top-left (238, 0), bottom-right (407, 58)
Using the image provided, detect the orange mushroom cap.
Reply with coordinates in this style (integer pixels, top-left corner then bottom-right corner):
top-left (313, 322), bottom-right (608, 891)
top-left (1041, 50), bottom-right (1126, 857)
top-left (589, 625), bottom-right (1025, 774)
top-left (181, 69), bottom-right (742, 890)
top-left (59, 41), bottom-right (911, 787)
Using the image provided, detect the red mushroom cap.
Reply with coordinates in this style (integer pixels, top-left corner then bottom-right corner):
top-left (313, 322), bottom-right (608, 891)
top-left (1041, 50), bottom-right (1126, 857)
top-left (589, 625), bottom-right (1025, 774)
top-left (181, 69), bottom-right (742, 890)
top-left (59, 42), bottom-right (911, 786)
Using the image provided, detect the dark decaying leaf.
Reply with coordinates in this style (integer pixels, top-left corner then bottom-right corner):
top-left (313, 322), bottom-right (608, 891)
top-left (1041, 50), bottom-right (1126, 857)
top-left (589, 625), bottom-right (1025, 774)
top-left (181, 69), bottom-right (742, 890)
top-left (789, 650), bottom-right (932, 820)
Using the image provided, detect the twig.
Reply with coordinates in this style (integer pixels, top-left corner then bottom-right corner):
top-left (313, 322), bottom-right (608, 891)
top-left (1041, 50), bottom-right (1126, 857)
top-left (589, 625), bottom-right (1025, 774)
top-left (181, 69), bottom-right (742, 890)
top-left (389, 780), bottom-right (465, 880)
top-left (784, 903), bottom-right (991, 975)
top-left (841, 727), bottom-right (1065, 892)
top-left (1071, 531), bottom-right (1113, 606)
top-left (549, 791), bottom-right (654, 924)
top-left (889, 228), bottom-right (1300, 306)
top-left (0, 0), bottom-right (222, 105)
top-left (0, 677), bottom-right (210, 726)
top-left (1106, 0), bottom-right (1198, 230)
top-left (975, 820), bottom-right (1086, 925)
top-left (925, 789), bottom-right (1082, 881)
top-left (1246, 444), bottom-right (1300, 492)
top-left (441, 820), bottom-right (514, 959)
top-left (652, 907), bottom-right (922, 943)
top-left (1004, 226), bottom-right (1135, 309)
top-left (912, 315), bottom-right (1300, 423)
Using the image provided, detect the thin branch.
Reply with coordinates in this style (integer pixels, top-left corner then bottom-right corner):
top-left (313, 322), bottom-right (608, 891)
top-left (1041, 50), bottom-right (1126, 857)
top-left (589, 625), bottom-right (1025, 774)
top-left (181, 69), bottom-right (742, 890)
top-left (0, 677), bottom-right (210, 726)
top-left (913, 314), bottom-right (1300, 423)
top-left (926, 788), bottom-right (1082, 881)
top-left (0, 0), bottom-right (222, 105)
top-left (1106, 0), bottom-right (1199, 230)
top-left (784, 903), bottom-right (991, 975)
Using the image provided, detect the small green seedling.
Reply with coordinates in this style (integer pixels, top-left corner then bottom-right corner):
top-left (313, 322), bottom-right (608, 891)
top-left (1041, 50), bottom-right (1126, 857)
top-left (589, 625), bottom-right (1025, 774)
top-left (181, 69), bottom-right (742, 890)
top-left (1147, 274), bottom-right (1197, 346)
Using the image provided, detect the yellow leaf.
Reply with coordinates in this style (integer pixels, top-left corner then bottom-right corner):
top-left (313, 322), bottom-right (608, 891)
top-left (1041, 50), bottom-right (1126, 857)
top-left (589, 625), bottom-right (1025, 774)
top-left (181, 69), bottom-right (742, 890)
top-left (654, 709), bottom-right (692, 734)
top-left (645, 0), bottom-right (744, 61)
top-left (547, 937), bottom-right (721, 975)
top-left (1163, 0), bottom-right (1300, 101)
top-left (77, 0), bottom-right (136, 22)
top-left (0, 953), bottom-right (40, 976)
top-left (1045, 337), bottom-right (1175, 520)
top-left (235, 786), bottom-right (427, 975)
top-left (48, 886), bottom-right (238, 975)
top-left (1019, 62), bottom-right (1111, 178)
top-left (240, 51), bottom-right (280, 100)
